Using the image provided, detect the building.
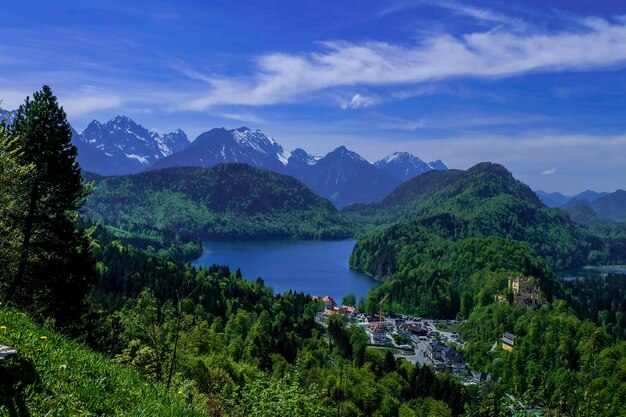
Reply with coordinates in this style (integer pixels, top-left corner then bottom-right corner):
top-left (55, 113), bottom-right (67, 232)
top-left (471, 372), bottom-right (492, 384)
top-left (502, 331), bottom-right (517, 352)
top-left (509, 275), bottom-right (541, 307)
top-left (429, 342), bottom-right (468, 374)
top-left (398, 323), bottom-right (428, 339)
top-left (322, 295), bottom-right (338, 310)
top-left (339, 305), bottom-right (357, 318)
top-left (370, 322), bottom-right (388, 345)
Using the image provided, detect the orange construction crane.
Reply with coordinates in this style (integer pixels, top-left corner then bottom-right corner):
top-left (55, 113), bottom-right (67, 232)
top-left (379, 293), bottom-right (390, 323)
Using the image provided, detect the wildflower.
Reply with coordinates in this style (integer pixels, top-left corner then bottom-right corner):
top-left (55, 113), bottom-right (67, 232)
top-left (40, 336), bottom-right (47, 341)
top-left (0, 325), bottom-right (6, 331)
top-left (178, 390), bottom-right (183, 395)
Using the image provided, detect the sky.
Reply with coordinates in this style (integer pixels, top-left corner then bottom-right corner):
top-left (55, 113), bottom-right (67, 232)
top-left (2, 0), bottom-right (626, 194)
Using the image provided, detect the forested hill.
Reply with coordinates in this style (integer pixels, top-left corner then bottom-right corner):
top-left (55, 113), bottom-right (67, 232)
top-left (83, 163), bottom-right (355, 239)
top-left (346, 162), bottom-right (588, 269)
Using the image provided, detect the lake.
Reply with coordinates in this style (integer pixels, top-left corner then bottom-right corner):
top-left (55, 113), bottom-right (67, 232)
top-left (557, 265), bottom-right (626, 280)
top-left (192, 239), bottom-right (380, 304)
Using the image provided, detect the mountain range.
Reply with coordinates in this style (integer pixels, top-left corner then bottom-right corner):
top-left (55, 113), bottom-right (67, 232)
top-left (2, 111), bottom-right (448, 206)
top-left (3, 112), bottom-right (446, 207)
top-left (535, 189), bottom-right (610, 208)
top-left (150, 126), bottom-right (446, 207)
top-left (563, 189), bottom-right (626, 224)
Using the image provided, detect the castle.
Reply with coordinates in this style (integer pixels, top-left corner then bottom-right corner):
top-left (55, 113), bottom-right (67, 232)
top-left (508, 275), bottom-right (541, 307)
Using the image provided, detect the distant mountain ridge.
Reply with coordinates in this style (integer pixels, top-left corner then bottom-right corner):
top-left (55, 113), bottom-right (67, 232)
top-left (535, 189), bottom-right (612, 208)
top-left (2, 110), bottom-right (447, 206)
top-left (564, 189), bottom-right (626, 224)
top-left (78, 115), bottom-right (189, 175)
top-left (150, 125), bottom-right (444, 207)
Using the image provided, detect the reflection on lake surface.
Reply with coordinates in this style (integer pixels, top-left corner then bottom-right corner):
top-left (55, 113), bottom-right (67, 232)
top-left (192, 239), bottom-right (380, 304)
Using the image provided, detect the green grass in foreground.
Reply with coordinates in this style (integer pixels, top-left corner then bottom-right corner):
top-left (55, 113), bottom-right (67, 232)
top-left (0, 308), bottom-right (204, 417)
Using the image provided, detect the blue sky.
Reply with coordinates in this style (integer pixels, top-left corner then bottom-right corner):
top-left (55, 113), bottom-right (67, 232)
top-left (2, 0), bottom-right (626, 194)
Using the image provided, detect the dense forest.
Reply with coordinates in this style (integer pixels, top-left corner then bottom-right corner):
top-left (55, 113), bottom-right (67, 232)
top-left (345, 162), bottom-right (625, 270)
top-left (83, 164), bottom-right (356, 242)
top-left (1, 87), bottom-right (625, 416)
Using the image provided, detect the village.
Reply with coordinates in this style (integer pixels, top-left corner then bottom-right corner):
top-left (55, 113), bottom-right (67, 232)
top-left (315, 275), bottom-right (541, 386)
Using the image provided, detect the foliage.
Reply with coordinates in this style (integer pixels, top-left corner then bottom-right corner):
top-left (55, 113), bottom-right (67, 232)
top-left (346, 162), bottom-right (592, 270)
top-left (459, 302), bottom-right (626, 416)
top-left (561, 274), bottom-right (626, 341)
top-left (0, 124), bottom-right (31, 293)
top-left (353, 230), bottom-right (557, 318)
top-left (1, 86), bottom-right (96, 326)
top-left (0, 308), bottom-right (204, 417)
top-left (83, 164), bottom-right (356, 241)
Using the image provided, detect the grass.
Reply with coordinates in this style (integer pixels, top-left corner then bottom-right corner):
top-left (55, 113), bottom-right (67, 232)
top-left (0, 308), bottom-right (205, 417)
top-left (366, 346), bottom-right (412, 357)
top-left (434, 322), bottom-right (460, 333)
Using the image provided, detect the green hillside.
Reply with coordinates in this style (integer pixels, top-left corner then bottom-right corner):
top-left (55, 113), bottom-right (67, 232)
top-left (0, 308), bottom-right (203, 417)
top-left (346, 162), bottom-right (588, 270)
top-left (84, 164), bottom-right (355, 240)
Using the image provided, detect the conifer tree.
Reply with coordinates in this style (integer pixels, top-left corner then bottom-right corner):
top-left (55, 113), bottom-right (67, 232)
top-left (0, 117), bottom-right (31, 288)
top-left (5, 86), bottom-right (95, 324)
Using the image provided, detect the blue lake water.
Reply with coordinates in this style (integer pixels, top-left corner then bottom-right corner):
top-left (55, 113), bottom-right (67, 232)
top-left (557, 265), bottom-right (626, 280)
top-left (192, 239), bottom-right (380, 303)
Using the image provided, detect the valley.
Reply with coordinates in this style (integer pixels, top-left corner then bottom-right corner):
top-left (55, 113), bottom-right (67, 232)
top-left (5, 0), bottom-right (626, 415)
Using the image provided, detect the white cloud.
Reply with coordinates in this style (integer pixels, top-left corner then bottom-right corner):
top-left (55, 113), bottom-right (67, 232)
top-left (341, 93), bottom-right (379, 109)
top-left (59, 93), bottom-right (122, 116)
top-left (175, 16), bottom-right (626, 109)
top-left (216, 112), bottom-right (266, 124)
top-left (541, 168), bottom-right (557, 175)
top-left (431, 1), bottom-right (526, 30)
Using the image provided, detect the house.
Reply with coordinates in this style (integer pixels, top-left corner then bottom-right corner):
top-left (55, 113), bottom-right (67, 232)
top-left (370, 322), bottom-right (388, 345)
top-left (339, 305), bottom-right (357, 318)
top-left (408, 324), bottom-right (428, 338)
top-left (471, 372), bottom-right (492, 384)
top-left (429, 342), bottom-right (468, 374)
top-left (502, 331), bottom-right (517, 352)
top-left (322, 295), bottom-right (337, 310)
top-left (397, 323), bottom-right (412, 339)
top-left (429, 341), bottom-right (447, 362)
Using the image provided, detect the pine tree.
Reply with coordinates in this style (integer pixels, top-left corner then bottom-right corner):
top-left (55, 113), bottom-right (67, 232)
top-left (4, 86), bottom-right (95, 325)
top-left (0, 119), bottom-right (32, 289)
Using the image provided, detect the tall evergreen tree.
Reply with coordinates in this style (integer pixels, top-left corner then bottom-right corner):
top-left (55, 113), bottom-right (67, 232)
top-left (4, 86), bottom-right (95, 324)
top-left (0, 119), bottom-right (31, 289)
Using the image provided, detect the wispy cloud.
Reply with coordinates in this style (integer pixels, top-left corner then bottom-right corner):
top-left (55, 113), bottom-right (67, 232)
top-left (176, 16), bottom-right (626, 109)
top-left (216, 112), bottom-right (266, 124)
top-left (541, 168), bottom-right (557, 175)
top-left (340, 93), bottom-right (379, 109)
top-left (430, 1), bottom-right (526, 30)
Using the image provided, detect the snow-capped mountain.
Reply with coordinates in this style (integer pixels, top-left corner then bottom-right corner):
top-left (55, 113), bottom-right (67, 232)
top-left (286, 148), bottom-right (321, 170)
top-left (374, 151), bottom-right (448, 181)
top-left (3, 109), bottom-right (448, 206)
top-left (78, 115), bottom-right (189, 174)
top-left (152, 127), bottom-right (290, 173)
top-left (145, 127), bottom-right (448, 206)
top-left (287, 146), bottom-right (402, 208)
